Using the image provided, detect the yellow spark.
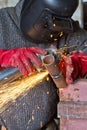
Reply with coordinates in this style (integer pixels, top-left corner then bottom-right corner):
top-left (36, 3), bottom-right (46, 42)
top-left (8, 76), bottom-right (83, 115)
top-left (53, 24), bottom-right (56, 27)
top-left (46, 76), bottom-right (50, 81)
top-left (54, 38), bottom-right (58, 41)
top-left (50, 34), bottom-right (53, 38)
top-left (31, 115), bottom-right (35, 121)
top-left (59, 32), bottom-right (63, 37)
top-left (40, 121), bottom-right (43, 128)
top-left (0, 71), bottom-right (48, 113)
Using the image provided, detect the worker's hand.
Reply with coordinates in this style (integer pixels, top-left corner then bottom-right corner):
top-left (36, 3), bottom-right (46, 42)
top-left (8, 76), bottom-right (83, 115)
top-left (70, 53), bottom-right (87, 79)
top-left (59, 53), bottom-right (87, 84)
top-left (0, 47), bottom-right (47, 76)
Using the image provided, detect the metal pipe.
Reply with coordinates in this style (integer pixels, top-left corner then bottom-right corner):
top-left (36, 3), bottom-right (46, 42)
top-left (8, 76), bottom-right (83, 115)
top-left (43, 54), bottom-right (67, 88)
top-left (0, 54), bottom-right (67, 88)
top-left (0, 68), bottom-right (22, 85)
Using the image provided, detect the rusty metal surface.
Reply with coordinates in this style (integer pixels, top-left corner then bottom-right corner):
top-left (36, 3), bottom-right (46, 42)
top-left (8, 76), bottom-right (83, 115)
top-left (58, 101), bottom-right (87, 119)
top-left (58, 79), bottom-right (87, 130)
top-left (43, 54), bottom-right (67, 88)
top-left (60, 118), bottom-right (87, 130)
top-left (59, 79), bottom-right (87, 101)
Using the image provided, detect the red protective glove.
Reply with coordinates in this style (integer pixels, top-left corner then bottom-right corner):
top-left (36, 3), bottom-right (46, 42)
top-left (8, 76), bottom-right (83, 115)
top-left (0, 47), bottom-right (47, 76)
top-left (59, 55), bottom-right (73, 84)
top-left (59, 53), bottom-right (87, 84)
top-left (0, 50), bottom-right (6, 71)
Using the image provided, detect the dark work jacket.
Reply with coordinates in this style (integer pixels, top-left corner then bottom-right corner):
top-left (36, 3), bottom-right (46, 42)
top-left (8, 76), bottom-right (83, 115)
top-left (0, 1), bottom-right (58, 130)
top-left (0, 0), bottom-right (87, 130)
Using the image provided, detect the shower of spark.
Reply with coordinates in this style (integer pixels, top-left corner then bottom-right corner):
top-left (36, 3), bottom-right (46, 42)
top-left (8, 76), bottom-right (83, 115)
top-left (0, 71), bottom-right (48, 113)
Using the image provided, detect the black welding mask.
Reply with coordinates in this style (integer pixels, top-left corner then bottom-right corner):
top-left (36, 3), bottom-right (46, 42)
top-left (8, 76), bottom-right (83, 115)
top-left (20, 0), bottom-right (79, 43)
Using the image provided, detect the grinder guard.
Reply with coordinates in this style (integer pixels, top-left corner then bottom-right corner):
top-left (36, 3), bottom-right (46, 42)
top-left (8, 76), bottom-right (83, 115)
top-left (20, 0), bottom-right (79, 43)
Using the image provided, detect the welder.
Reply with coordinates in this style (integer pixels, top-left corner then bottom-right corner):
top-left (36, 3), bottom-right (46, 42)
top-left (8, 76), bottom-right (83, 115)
top-left (0, 0), bottom-right (87, 130)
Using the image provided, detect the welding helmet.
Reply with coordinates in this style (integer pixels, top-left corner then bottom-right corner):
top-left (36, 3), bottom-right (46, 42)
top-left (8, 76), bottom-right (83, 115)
top-left (20, 0), bottom-right (79, 43)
